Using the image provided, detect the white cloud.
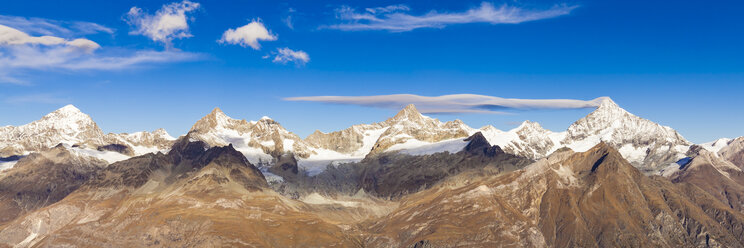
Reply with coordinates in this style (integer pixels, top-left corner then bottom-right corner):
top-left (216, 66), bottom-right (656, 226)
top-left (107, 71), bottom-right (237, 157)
top-left (327, 2), bottom-right (578, 32)
top-left (0, 15), bottom-right (114, 36)
top-left (284, 94), bottom-right (608, 114)
top-left (219, 20), bottom-right (277, 50)
top-left (0, 24), bottom-right (202, 84)
top-left (125, 0), bottom-right (200, 48)
top-left (283, 8), bottom-right (296, 29)
top-left (0, 24), bottom-right (100, 52)
top-left (272, 47), bottom-right (309, 66)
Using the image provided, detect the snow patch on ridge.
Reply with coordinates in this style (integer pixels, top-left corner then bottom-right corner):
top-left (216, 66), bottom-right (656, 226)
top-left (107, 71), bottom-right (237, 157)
top-left (0, 160), bottom-right (17, 172)
top-left (701, 138), bottom-right (732, 154)
top-left (394, 138), bottom-right (469, 156)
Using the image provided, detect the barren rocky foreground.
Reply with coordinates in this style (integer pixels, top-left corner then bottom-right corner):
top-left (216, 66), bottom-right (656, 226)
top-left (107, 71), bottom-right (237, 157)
top-left (0, 133), bottom-right (743, 247)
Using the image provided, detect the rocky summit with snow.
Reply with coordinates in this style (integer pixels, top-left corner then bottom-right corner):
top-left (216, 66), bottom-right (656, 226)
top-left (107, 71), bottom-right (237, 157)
top-left (1, 99), bottom-right (743, 247)
top-left (479, 98), bottom-right (691, 172)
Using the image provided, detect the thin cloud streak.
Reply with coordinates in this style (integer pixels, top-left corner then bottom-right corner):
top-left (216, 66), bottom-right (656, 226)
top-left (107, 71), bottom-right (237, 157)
top-left (326, 2), bottom-right (578, 32)
top-left (5, 93), bottom-right (72, 105)
top-left (284, 94), bottom-right (609, 114)
top-left (0, 15), bottom-right (114, 36)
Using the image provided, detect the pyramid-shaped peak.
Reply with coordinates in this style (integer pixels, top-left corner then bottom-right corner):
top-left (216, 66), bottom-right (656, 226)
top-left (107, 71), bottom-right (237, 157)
top-left (56, 104), bottom-right (82, 114)
top-left (480, 125), bottom-right (503, 133)
top-left (402, 103), bottom-right (418, 112)
top-left (43, 104), bottom-right (91, 122)
top-left (190, 107), bottom-right (236, 132)
top-left (585, 97), bottom-right (630, 119)
top-left (206, 107), bottom-right (231, 119)
top-left (391, 104), bottom-right (425, 121)
top-left (597, 97), bottom-right (619, 109)
top-left (517, 120), bottom-right (543, 129)
top-left (210, 107), bottom-right (224, 114)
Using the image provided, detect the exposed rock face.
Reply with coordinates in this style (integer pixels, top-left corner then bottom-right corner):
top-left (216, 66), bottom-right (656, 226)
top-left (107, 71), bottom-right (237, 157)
top-left (97, 143), bottom-right (133, 156)
top-left (305, 123), bottom-right (388, 156)
top-left (668, 146), bottom-right (744, 213)
top-left (86, 136), bottom-right (268, 191)
top-left (266, 132), bottom-right (531, 200)
top-left (720, 137), bottom-right (744, 168)
top-left (0, 145), bottom-right (107, 226)
top-left (360, 135), bottom-right (529, 198)
top-left (362, 143), bottom-right (744, 247)
top-left (269, 153), bottom-right (299, 180)
top-left (0, 105), bottom-right (107, 157)
top-left (187, 108), bottom-right (315, 161)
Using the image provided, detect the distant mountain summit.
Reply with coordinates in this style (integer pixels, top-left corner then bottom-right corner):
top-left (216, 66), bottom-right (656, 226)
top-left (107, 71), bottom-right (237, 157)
top-left (562, 98), bottom-right (690, 169)
top-left (479, 98), bottom-right (691, 171)
top-left (0, 105), bottom-right (106, 156)
top-left (0, 105), bottom-right (174, 162)
top-left (370, 104), bottom-right (473, 154)
top-left (307, 104), bottom-right (473, 157)
top-left (186, 107), bottom-right (315, 164)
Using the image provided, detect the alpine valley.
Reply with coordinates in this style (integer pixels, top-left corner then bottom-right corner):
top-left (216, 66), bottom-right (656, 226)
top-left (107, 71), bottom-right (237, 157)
top-left (1, 98), bottom-right (743, 247)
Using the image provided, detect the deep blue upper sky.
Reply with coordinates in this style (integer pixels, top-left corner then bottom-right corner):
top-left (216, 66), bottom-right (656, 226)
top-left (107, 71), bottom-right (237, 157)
top-left (0, 0), bottom-right (742, 143)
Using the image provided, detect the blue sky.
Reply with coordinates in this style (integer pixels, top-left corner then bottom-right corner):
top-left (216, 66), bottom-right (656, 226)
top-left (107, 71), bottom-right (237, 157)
top-left (0, 0), bottom-right (742, 143)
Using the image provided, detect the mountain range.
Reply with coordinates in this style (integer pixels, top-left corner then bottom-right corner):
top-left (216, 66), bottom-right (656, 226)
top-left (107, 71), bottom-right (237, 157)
top-left (0, 98), bottom-right (695, 175)
top-left (0, 98), bottom-right (742, 247)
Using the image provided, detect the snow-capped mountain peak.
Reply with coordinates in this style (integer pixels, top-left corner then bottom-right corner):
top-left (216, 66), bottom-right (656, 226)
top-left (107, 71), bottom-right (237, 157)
top-left (0, 105), bottom-right (108, 158)
top-left (55, 104), bottom-right (83, 114)
top-left (386, 104), bottom-right (429, 124)
top-left (41, 104), bottom-right (96, 129)
top-left (562, 97), bottom-right (690, 169)
top-left (514, 120), bottom-right (546, 133)
top-left (479, 125), bottom-right (503, 134)
top-left (186, 108), bottom-right (316, 164)
top-left (189, 107), bottom-right (250, 133)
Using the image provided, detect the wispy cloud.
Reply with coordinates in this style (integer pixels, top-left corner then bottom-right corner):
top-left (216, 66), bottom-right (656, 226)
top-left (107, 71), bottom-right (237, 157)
top-left (0, 15), bottom-right (114, 37)
top-left (219, 20), bottom-right (277, 50)
top-left (284, 94), bottom-right (608, 114)
top-left (272, 47), bottom-right (309, 66)
top-left (283, 8), bottom-right (296, 30)
top-left (0, 23), bottom-right (202, 84)
top-left (4, 93), bottom-right (72, 104)
top-left (326, 2), bottom-right (578, 32)
top-left (125, 0), bottom-right (200, 48)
